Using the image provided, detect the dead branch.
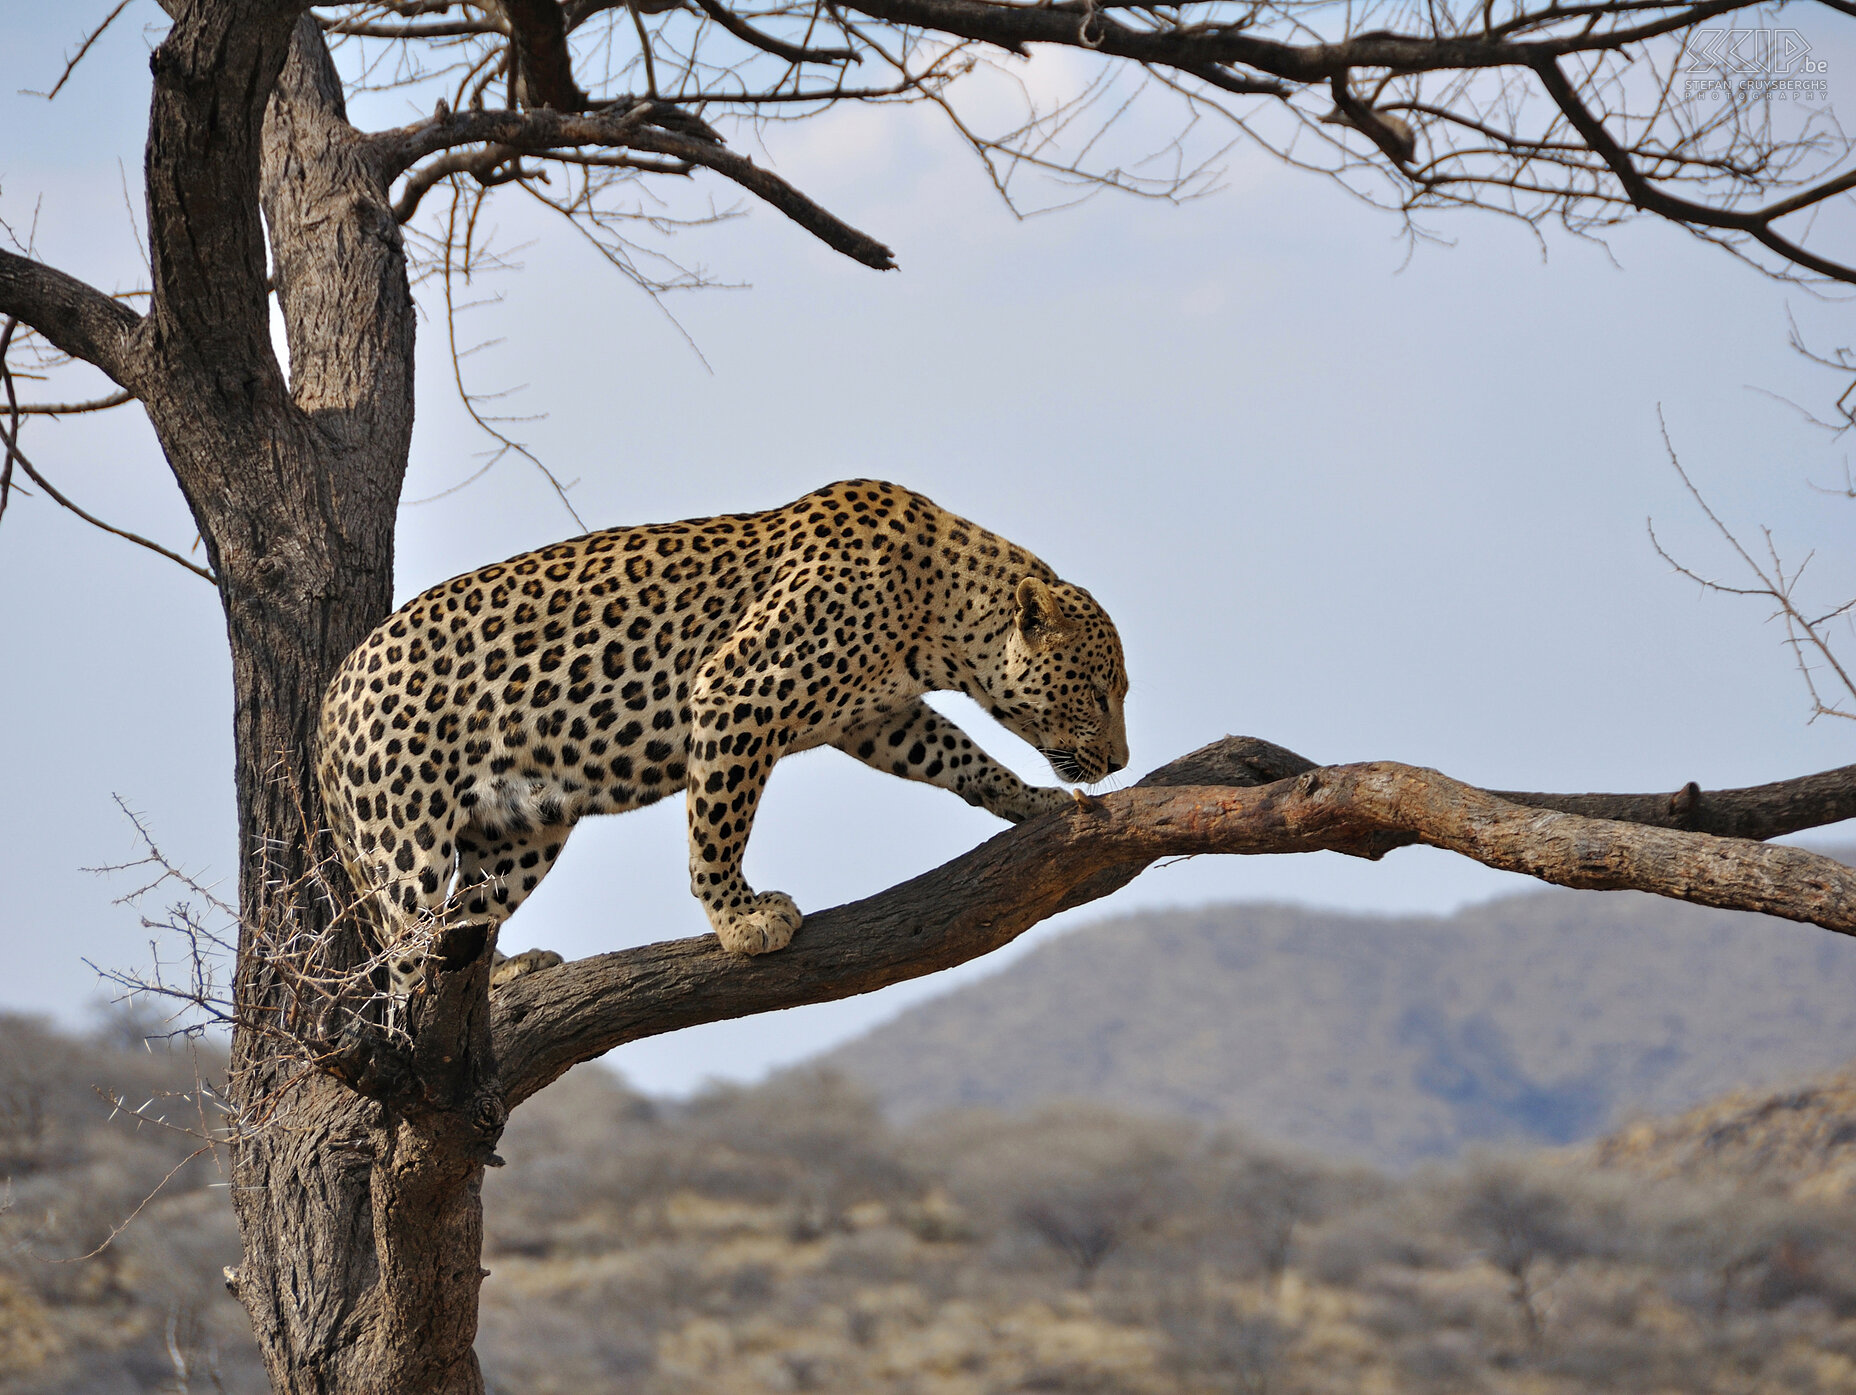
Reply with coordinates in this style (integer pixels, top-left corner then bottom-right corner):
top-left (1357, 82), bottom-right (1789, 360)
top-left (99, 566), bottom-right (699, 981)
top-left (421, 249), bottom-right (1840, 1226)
top-left (374, 104), bottom-right (897, 266)
top-left (321, 17), bottom-right (508, 39)
top-left (0, 249), bottom-right (144, 387)
top-left (1650, 425), bottom-right (1856, 723)
top-left (11, 388), bottom-right (137, 415)
top-left (629, 125), bottom-right (897, 266)
top-left (429, 179), bottom-right (592, 525)
top-left (687, 0), bottom-right (858, 66)
top-left (323, 0), bottom-right (1856, 288)
top-left (393, 145), bottom-right (522, 223)
top-left (1531, 57), bottom-right (1856, 286)
top-left (30, 0), bottom-right (135, 102)
top-left (0, 318), bottom-right (16, 525)
top-left (0, 333), bottom-right (210, 583)
top-left (491, 737), bottom-right (1856, 1106)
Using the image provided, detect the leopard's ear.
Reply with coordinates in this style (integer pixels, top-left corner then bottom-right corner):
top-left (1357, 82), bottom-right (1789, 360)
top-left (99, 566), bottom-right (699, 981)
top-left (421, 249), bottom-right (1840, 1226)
top-left (1014, 577), bottom-right (1068, 644)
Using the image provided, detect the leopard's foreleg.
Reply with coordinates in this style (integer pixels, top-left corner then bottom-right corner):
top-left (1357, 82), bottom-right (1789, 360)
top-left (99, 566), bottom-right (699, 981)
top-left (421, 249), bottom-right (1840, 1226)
top-left (835, 697), bottom-right (1071, 823)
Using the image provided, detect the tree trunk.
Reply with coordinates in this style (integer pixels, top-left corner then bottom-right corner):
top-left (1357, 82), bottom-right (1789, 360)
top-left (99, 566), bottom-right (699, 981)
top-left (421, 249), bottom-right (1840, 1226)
top-left (131, 9), bottom-right (498, 1390)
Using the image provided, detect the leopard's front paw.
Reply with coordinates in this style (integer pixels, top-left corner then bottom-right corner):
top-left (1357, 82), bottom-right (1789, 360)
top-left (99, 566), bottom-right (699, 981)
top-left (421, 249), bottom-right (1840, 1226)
top-left (713, 891), bottom-right (803, 956)
top-left (490, 947), bottom-right (564, 989)
top-left (1012, 786), bottom-right (1077, 822)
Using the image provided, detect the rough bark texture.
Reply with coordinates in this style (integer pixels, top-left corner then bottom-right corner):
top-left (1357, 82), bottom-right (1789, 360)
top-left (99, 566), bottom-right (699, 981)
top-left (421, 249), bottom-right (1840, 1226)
top-left (492, 739), bottom-right (1856, 1107)
top-left (132, 9), bottom-right (493, 1391)
top-left (5, 6), bottom-right (1856, 1394)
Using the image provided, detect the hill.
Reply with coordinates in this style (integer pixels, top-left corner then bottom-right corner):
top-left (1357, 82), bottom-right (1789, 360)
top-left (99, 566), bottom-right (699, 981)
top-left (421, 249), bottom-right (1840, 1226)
top-left (820, 878), bottom-right (1856, 1167)
top-left (1588, 1067), bottom-right (1856, 1201)
top-left (13, 1014), bottom-right (1856, 1393)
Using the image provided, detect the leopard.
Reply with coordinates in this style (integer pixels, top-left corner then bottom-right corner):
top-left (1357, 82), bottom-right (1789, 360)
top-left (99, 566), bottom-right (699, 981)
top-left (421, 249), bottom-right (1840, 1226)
top-left (315, 479), bottom-right (1129, 999)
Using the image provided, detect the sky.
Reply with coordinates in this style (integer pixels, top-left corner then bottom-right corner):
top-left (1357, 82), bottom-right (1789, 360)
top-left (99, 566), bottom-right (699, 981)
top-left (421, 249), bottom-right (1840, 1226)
top-left (4, 5), bottom-right (1855, 1095)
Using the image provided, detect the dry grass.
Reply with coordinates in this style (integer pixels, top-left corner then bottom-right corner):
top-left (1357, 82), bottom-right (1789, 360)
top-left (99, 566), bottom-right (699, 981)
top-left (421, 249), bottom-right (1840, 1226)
top-left (8, 1013), bottom-right (1856, 1393)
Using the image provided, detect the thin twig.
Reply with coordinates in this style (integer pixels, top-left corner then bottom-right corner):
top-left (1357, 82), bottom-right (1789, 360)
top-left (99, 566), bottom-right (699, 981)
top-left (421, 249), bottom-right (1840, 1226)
top-left (1649, 414), bottom-right (1856, 722)
top-left (0, 400), bottom-right (217, 584)
top-left (30, 0), bottom-right (133, 101)
top-left (11, 389), bottom-right (136, 415)
top-left (0, 318), bottom-right (18, 525)
top-left (44, 1145), bottom-right (216, 1263)
top-left (436, 182), bottom-right (589, 526)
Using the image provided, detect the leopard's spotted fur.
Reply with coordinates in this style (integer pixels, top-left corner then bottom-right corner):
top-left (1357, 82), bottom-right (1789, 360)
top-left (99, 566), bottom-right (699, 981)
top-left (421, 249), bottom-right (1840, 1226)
top-left (316, 480), bottom-right (1129, 991)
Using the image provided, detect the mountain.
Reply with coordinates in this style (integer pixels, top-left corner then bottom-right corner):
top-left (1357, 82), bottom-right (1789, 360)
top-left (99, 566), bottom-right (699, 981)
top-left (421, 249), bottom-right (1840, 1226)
top-left (1586, 1067), bottom-right (1856, 1200)
top-left (14, 1006), bottom-right (1856, 1393)
top-left (820, 872), bottom-right (1856, 1168)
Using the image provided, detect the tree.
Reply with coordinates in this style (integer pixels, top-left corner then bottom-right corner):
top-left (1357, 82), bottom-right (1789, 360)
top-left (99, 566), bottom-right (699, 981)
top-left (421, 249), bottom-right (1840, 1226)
top-left (3, 2), bottom-right (1856, 1391)
top-left (1450, 1158), bottom-right (1602, 1341)
top-left (1227, 1152), bottom-right (1325, 1291)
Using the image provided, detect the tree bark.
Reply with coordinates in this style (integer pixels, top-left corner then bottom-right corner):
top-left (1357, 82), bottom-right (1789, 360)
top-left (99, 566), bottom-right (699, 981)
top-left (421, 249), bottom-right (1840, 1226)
top-left (129, 9), bottom-right (497, 1391)
top-left (491, 738), bottom-right (1856, 1107)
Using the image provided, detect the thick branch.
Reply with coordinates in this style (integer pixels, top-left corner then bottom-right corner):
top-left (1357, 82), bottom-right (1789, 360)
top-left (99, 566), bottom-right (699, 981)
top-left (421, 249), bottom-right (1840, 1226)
top-left (492, 739), bottom-right (1855, 1105)
top-left (376, 106), bottom-right (896, 267)
top-left (0, 251), bottom-right (144, 387)
top-left (500, 0), bottom-right (589, 108)
top-left (1531, 57), bottom-right (1856, 284)
top-left (1491, 765), bottom-right (1856, 840)
top-left (143, 4), bottom-right (301, 383)
top-left (841, 0), bottom-right (1753, 84)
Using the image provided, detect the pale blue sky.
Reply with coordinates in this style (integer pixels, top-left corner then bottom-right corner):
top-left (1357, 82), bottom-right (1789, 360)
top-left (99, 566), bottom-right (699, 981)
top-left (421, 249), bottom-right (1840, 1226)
top-left (4, 5), bottom-right (1854, 1092)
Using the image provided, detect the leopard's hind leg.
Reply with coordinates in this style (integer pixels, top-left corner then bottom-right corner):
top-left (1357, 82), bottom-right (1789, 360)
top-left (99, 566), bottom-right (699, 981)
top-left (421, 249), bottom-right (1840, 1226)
top-left (454, 821), bottom-right (573, 987)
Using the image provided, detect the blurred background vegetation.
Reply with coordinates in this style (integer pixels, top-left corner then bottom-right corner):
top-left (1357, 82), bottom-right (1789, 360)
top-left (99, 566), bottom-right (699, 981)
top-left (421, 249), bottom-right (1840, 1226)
top-left (11, 878), bottom-right (1856, 1393)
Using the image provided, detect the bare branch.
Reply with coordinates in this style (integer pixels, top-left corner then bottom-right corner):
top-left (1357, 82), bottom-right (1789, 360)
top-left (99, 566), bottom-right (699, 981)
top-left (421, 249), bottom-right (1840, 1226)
top-left (30, 0), bottom-right (136, 101)
top-left (1531, 57), bottom-right (1856, 285)
top-left (320, 17), bottom-right (507, 38)
top-left (841, 0), bottom-right (1755, 83)
top-left (0, 401), bottom-right (216, 584)
top-left (375, 105), bottom-right (897, 266)
top-left (492, 737), bottom-right (1856, 1105)
top-left (688, 0), bottom-right (858, 66)
top-left (1649, 426), bottom-right (1856, 722)
top-left (0, 250), bottom-right (144, 387)
top-left (393, 145), bottom-right (520, 223)
top-left (0, 319), bottom-right (17, 526)
top-left (374, 102), bottom-right (700, 175)
top-left (432, 177), bottom-right (591, 527)
top-left (634, 124), bottom-right (898, 266)
top-left (11, 389), bottom-right (137, 416)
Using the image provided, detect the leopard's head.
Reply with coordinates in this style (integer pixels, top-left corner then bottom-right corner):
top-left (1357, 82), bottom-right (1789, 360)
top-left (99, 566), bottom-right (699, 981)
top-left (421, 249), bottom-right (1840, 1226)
top-left (993, 576), bottom-right (1129, 785)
